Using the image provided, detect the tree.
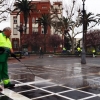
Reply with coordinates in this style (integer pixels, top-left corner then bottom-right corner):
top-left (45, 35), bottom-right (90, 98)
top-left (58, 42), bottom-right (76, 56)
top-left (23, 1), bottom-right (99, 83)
top-left (79, 12), bottom-right (97, 50)
top-left (51, 0), bottom-right (98, 54)
top-left (64, 36), bottom-right (71, 50)
top-left (21, 32), bottom-right (42, 51)
top-left (79, 12), bottom-right (97, 32)
top-left (0, 0), bottom-right (13, 22)
top-left (51, 0), bottom-right (81, 54)
top-left (13, 0), bottom-right (36, 33)
top-left (48, 34), bottom-right (62, 53)
top-left (36, 13), bottom-right (51, 53)
top-left (86, 29), bottom-right (100, 51)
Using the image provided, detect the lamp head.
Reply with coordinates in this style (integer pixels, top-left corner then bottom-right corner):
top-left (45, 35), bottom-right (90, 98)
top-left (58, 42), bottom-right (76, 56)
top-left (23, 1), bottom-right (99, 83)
top-left (82, 0), bottom-right (85, 2)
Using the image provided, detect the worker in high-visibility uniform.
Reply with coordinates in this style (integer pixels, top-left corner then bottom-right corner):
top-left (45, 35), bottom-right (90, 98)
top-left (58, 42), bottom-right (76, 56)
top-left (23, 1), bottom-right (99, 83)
top-left (92, 49), bottom-right (96, 57)
top-left (77, 47), bottom-right (81, 56)
top-left (62, 47), bottom-right (66, 54)
top-left (0, 27), bottom-right (15, 91)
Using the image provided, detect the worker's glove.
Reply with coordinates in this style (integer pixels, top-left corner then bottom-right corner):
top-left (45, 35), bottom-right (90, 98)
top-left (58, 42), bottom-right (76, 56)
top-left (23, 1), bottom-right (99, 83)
top-left (11, 53), bottom-right (16, 58)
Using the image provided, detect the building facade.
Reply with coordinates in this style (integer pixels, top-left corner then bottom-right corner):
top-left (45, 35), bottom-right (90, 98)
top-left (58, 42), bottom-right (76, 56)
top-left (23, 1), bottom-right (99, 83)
top-left (10, 0), bottom-right (63, 52)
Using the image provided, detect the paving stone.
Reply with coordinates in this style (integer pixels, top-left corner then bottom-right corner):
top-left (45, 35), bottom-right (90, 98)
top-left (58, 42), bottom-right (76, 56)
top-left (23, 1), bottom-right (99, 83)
top-left (60, 90), bottom-right (92, 99)
top-left (44, 86), bottom-right (71, 93)
top-left (36, 95), bottom-right (69, 100)
top-left (20, 89), bottom-right (51, 99)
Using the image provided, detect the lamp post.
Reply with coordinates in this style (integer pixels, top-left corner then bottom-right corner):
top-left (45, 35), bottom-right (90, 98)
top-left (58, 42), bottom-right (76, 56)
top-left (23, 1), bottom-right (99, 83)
top-left (81, 0), bottom-right (86, 64)
top-left (16, 23), bottom-right (26, 58)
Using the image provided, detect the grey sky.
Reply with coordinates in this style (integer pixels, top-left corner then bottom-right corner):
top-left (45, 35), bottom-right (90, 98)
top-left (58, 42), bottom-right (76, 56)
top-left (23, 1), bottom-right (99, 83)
top-left (51, 0), bottom-right (100, 38)
top-left (51, 0), bottom-right (100, 16)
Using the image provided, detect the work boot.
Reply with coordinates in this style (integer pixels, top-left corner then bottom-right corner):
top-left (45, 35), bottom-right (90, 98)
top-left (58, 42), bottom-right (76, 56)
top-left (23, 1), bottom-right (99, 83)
top-left (0, 85), bottom-right (3, 91)
top-left (4, 83), bottom-right (15, 89)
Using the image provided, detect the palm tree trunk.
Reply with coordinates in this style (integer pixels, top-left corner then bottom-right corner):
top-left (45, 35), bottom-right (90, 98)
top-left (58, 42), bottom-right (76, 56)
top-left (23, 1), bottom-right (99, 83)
top-left (24, 14), bottom-right (28, 34)
top-left (72, 38), bottom-right (75, 54)
top-left (44, 34), bottom-right (46, 53)
top-left (43, 26), bottom-right (47, 53)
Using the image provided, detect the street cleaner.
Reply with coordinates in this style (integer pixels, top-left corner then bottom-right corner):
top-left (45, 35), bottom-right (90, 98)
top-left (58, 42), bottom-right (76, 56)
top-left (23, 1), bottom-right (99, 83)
top-left (0, 27), bottom-right (15, 91)
top-left (92, 49), bottom-right (96, 57)
top-left (77, 47), bottom-right (81, 56)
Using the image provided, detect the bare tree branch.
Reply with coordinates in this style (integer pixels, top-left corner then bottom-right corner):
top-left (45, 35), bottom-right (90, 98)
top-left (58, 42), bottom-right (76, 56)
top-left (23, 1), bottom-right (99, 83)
top-left (0, 0), bottom-right (14, 22)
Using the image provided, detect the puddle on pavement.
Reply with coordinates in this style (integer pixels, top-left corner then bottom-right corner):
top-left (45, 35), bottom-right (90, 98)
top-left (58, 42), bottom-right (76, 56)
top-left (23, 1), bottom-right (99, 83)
top-left (24, 65), bottom-right (45, 70)
top-left (8, 64), bottom-right (100, 98)
top-left (79, 86), bottom-right (100, 94)
top-left (57, 77), bottom-right (91, 88)
top-left (10, 85), bottom-right (35, 92)
top-left (9, 73), bottom-right (35, 82)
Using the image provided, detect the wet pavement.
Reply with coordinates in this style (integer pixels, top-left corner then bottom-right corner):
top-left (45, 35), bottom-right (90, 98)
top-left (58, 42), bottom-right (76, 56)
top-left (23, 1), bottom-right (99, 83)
top-left (1, 55), bottom-right (100, 100)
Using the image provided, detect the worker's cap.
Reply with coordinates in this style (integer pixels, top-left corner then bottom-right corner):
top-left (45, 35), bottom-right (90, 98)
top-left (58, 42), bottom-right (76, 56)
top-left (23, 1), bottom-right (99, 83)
top-left (0, 47), bottom-right (5, 54)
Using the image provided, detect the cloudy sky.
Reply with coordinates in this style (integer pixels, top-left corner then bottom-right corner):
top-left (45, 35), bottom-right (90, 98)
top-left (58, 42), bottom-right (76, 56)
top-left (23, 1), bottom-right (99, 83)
top-left (0, 0), bottom-right (100, 37)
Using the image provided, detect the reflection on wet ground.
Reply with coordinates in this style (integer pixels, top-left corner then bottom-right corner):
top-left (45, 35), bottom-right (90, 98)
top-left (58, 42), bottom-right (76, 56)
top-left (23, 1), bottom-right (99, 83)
top-left (2, 57), bottom-right (100, 100)
top-left (10, 73), bottom-right (35, 82)
top-left (30, 81), bottom-right (55, 88)
top-left (6, 63), bottom-right (100, 99)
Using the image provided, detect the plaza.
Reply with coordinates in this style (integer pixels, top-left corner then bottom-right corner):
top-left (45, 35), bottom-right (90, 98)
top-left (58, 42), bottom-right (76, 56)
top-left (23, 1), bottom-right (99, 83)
top-left (1, 55), bottom-right (100, 100)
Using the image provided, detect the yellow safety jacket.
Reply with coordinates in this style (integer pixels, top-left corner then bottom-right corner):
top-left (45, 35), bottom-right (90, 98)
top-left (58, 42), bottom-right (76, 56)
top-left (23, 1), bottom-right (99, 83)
top-left (77, 47), bottom-right (81, 51)
top-left (0, 33), bottom-right (12, 49)
top-left (63, 48), bottom-right (66, 51)
top-left (92, 50), bottom-right (95, 53)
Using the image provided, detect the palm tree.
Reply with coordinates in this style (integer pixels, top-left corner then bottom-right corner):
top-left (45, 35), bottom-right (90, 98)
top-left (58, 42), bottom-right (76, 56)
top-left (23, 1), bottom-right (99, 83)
top-left (13, 0), bottom-right (36, 33)
top-left (79, 12), bottom-right (97, 50)
top-left (80, 12), bottom-right (97, 32)
top-left (36, 13), bottom-right (51, 52)
top-left (63, 17), bottom-right (74, 41)
top-left (62, 17), bottom-right (76, 53)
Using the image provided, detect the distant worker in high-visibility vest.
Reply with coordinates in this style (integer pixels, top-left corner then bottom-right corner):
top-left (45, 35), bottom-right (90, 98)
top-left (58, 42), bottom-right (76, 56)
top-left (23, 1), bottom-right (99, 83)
top-left (0, 27), bottom-right (15, 91)
top-left (77, 47), bottom-right (81, 56)
top-left (92, 49), bottom-right (96, 57)
top-left (62, 47), bottom-right (66, 54)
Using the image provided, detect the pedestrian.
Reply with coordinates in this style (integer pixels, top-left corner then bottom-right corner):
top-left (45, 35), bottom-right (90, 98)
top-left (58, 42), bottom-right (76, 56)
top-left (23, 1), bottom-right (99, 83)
top-left (39, 47), bottom-right (43, 58)
top-left (0, 27), bottom-right (15, 91)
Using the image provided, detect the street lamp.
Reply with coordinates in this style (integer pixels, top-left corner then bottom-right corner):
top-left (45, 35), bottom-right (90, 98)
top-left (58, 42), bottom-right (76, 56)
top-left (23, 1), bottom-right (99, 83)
top-left (81, 0), bottom-right (86, 64)
top-left (16, 23), bottom-right (26, 58)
